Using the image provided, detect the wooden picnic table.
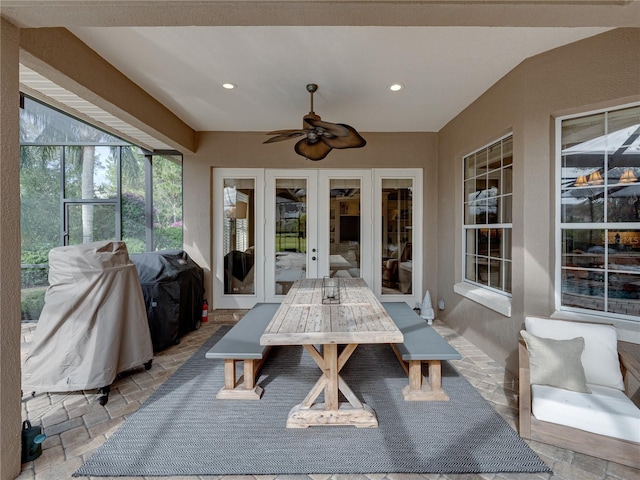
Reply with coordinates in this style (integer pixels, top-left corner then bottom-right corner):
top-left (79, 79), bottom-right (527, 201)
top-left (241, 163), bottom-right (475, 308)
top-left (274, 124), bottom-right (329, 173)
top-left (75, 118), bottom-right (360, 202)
top-left (260, 277), bottom-right (403, 428)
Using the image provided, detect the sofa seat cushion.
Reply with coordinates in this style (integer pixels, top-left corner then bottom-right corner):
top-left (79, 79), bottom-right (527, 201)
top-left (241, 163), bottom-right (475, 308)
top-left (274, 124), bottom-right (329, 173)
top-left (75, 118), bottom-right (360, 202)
top-left (532, 384), bottom-right (640, 443)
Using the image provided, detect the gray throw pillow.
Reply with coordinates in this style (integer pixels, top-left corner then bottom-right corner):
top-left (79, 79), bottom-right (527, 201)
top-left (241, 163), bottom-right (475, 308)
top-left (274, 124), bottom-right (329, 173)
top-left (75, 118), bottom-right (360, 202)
top-left (521, 330), bottom-right (591, 393)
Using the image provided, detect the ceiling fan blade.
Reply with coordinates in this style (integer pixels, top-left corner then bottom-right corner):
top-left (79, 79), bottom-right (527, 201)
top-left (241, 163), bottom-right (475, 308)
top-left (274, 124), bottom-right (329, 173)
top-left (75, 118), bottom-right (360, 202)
top-left (266, 128), bottom-right (306, 135)
top-left (304, 116), bottom-right (350, 137)
top-left (294, 138), bottom-right (333, 161)
top-left (263, 131), bottom-right (306, 144)
top-left (322, 124), bottom-right (367, 149)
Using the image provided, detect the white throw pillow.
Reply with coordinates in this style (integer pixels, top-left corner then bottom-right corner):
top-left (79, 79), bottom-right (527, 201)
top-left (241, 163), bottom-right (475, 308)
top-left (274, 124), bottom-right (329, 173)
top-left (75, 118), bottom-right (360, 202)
top-left (525, 317), bottom-right (624, 390)
top-left (521, 330), bottom-right (590, 393)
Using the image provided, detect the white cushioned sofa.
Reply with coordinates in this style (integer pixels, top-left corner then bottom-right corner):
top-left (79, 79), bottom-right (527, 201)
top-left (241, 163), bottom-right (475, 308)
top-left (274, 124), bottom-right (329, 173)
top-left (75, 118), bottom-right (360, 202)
top-left (519, 316), bottom-right (640, 469)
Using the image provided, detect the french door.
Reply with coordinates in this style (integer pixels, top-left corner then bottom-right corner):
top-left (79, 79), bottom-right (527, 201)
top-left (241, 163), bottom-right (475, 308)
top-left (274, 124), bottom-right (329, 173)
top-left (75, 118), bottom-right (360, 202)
top-left (213, 168), bottom-right (421, 308)
top-left (264, 170), bottom-right (373, 302)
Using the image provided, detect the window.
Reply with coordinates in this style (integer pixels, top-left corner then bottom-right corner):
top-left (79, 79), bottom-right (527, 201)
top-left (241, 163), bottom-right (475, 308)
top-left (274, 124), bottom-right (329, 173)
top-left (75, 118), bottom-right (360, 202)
top-left (19, 95), bottom-right (183, 320)
top-left (463, 135), bottom-right (513, 295)
top-left (558, 105), bottom-right (640, 320)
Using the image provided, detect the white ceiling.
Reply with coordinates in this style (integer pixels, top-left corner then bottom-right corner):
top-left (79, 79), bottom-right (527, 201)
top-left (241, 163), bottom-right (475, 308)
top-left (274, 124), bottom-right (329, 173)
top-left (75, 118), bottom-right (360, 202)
top-left (64, 26), bottom-right (610, 134)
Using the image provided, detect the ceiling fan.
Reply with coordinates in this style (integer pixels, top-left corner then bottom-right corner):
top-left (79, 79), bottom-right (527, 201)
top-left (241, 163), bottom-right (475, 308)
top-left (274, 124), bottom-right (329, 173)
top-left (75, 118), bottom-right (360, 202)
top-left (264, 83), bottom-right (366, 161)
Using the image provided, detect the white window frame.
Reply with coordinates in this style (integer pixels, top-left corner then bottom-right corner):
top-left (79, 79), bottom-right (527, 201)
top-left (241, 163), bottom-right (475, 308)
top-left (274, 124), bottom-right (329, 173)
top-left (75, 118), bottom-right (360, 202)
top-left (554, 102), bottom-right (640, 325)
top-left (455, 133), bottom-right (513, 317)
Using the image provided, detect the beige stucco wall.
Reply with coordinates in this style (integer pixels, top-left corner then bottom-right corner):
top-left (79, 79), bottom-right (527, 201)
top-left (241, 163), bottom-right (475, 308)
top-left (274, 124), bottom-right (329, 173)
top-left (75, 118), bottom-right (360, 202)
top-left (437, 28), bottom-right (640, 374)
top-left (183, 131), bottom-right (437, 306)
top-left (0, 17), bottom-right (25, 480)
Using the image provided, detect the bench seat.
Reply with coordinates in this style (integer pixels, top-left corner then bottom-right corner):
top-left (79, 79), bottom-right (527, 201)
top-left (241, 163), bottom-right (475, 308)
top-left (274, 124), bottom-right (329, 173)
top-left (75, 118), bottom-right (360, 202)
top-left (205, 303), bottom-right (279, 400)
top-left (382, 302), bottom-right (461, 401)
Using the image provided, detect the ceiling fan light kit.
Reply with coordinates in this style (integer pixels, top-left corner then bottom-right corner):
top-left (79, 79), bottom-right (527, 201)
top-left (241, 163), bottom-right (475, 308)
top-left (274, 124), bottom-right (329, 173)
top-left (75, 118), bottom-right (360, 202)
top-left (264, 84), bottom-right (366, 161)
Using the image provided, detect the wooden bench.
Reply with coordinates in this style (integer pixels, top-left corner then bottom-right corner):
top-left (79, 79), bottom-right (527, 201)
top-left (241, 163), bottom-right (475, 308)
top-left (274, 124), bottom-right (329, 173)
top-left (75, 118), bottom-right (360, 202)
top-left (205, 303), bottom-right (279, 400)
top-left (382, 302), bottom-right (462, 401)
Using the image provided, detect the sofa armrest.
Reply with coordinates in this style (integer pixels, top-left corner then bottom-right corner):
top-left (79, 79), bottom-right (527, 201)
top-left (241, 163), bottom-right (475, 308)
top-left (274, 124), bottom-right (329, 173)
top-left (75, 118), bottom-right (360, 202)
top-left (518, 336), bottom-right (532, 439)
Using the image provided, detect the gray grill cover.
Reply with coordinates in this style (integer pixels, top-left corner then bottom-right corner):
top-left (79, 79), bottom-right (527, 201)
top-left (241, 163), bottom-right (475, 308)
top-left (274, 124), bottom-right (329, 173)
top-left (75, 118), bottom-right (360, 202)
top-left (22, 241), bottom-right (153, 392)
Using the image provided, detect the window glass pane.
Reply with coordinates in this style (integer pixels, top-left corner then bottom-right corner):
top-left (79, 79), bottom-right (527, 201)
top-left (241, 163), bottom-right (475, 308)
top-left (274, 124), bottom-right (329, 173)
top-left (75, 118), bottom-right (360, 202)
top-left (562, 229), bottom-right (606, 269)
top-left (502, 165), bottom-right (513, 195)
top-left (66, 204), bottom-right (116, 245)
top-left (489, 228), bottom-right (502, 259)
top-left (152, 155), bottom-right (183, 251)
top-left (502, 193), bottom-right (512, 223)
top-left (487, 142), bottom-right (502, 172)
top-left (502, 137), bottom-right (513, 167)
top-left (477, 257), bottom-right (489, 286)
top-left (475, 149), bottom-right (488, 176)
top-left (465, 254), bottom-right (477, 283)
top-left (20, 145), bottom-right (62, 320)
top-left (561, 268), bottom-right (604, 308)
top-left (478, 229), bottom-right (489, 256)
top-left (64, 146), bottom-right (116, 200)
top-left (608, 184), bottom-right (640, 222)
top-left (466, 229), bottom-right (476, 255)
top-left (489, 259), bottom-right (501, 289)
top-left (488, 196), bottom-right (500, 224)
top-left (607, 273), bottom-right (640, 315)
top-left (608, 230), bottom-right (640, 271)
top-left (223, 178), bottom-right (255, 295)
top-left (121, 147), bottom-right (146, 254)
top-left (464, 155), bottom-right (475, 180)
top-left (561, 186), bottom-right (605, 223)
top-left (502, 229), bottom-right (512, 260)
top-left (608, 106), bottom-right (640, 137)
top-left (504, 260), bottom-right (512, 293)
top-left (382, 178), bottom-right (413, 295)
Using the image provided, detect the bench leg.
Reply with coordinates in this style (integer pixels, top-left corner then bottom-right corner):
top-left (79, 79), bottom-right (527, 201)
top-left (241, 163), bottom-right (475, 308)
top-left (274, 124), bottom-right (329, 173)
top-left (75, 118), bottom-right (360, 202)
top-left (401, 360), bottom-right (450, 401)
top-left (216, 359), bottom-right (264, 400)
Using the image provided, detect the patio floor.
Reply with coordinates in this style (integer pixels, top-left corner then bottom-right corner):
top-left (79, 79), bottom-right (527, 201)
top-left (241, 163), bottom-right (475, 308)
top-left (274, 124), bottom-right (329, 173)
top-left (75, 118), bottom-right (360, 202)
top-left (18, 313), bottom-right (638, 480)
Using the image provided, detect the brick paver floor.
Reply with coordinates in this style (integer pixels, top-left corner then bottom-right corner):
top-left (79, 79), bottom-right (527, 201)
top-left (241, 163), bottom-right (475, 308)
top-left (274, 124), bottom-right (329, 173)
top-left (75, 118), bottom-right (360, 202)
top-left (17, 312), bottom-right (640, 480)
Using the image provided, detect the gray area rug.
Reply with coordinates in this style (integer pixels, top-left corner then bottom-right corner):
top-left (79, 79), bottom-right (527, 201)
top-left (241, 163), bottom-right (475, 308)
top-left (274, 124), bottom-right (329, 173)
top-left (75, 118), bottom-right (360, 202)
top-left (75, 326), bottom-right (550, 476)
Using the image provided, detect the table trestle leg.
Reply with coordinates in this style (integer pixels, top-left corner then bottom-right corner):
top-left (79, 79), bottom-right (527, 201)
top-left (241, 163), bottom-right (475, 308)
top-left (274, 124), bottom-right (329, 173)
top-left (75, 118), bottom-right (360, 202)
top-left (286, 343), bottom-right (378, 428)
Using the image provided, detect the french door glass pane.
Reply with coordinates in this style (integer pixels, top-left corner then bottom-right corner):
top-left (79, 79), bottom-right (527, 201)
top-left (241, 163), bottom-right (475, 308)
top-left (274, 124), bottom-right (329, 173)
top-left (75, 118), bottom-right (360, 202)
top-left (329, 179), bottom-right (360, 279)
top-left (382, 178), bottom-right (413, 295)
top-left (223, 178), bottom-right (255, 295)
top-left (275, 179), bottom-right (307, 296)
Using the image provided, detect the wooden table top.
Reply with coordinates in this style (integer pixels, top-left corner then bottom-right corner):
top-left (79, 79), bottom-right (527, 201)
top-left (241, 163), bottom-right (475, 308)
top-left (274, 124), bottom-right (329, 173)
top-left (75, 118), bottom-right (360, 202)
top-left (260, 278), bottom-right (403, 346)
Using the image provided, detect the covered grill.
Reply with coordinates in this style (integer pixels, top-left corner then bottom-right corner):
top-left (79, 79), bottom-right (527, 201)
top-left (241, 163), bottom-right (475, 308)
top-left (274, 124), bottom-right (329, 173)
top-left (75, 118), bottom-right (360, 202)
top-left (22, 241), bottom-right (153, 405)
top-left (131, 250), bottom-right (204, 352)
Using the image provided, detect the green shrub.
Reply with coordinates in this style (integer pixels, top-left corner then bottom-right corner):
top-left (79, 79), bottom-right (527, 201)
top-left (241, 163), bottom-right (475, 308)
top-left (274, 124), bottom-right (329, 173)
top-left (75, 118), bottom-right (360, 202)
top-left (154, 226), bottom-right (183, 251)
top-left (21, 286), bottom-right (47, 321)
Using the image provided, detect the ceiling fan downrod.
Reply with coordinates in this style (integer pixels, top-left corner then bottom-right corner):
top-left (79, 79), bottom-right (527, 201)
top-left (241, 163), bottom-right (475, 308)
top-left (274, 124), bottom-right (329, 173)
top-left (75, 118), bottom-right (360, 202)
top-left (306, 83), bottom-right (317, 115)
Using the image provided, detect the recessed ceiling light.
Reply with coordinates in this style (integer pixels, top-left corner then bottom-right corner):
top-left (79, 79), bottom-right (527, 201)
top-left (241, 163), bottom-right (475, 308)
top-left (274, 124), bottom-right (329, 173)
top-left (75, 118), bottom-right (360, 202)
top-left (222, 83), bottom-right (236, 90)
top-left (389, 83), bottom-right (404, 92)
